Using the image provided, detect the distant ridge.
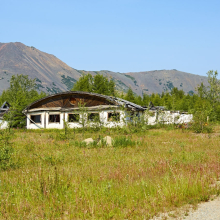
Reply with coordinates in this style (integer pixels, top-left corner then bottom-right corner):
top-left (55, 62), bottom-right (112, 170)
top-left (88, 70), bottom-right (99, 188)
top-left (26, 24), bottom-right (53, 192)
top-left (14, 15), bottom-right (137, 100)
top-left (0, 42), bottom-right (208, 96)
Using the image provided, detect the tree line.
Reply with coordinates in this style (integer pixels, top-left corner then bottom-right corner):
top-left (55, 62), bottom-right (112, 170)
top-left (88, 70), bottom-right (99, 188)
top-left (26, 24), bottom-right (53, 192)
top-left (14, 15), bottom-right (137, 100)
top-left (0, 75), bottom-right (46, 127)
top-left (72, 71), bottom-right (220, 122)
top-left (0, 70), bottom-right (220, 127)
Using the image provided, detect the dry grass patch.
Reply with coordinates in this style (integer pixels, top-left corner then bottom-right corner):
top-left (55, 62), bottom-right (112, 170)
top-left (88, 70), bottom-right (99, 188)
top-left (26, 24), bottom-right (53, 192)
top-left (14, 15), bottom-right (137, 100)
top-left (0, 127), bottom-right (220, 219)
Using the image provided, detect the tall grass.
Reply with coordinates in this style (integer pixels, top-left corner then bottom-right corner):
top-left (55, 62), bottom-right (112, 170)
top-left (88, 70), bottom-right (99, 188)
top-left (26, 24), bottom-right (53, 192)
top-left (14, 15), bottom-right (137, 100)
top-left (0, 126), bottom-right (220, 219)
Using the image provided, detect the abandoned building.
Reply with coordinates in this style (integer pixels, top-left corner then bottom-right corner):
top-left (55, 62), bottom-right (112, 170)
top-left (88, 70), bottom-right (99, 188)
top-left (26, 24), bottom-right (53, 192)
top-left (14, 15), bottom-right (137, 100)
top-left (0, 101), bottom-right (10, 129)
top-left (144, 101), bottom-right (193, 125)
top-left (23, 91), bottom-right (146, 129)
top-left (22, 91), bottom-right (193, 129)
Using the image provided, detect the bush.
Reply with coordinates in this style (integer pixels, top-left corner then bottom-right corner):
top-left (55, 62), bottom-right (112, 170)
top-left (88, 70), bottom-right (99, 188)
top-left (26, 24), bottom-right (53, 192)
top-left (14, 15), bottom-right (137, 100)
top-left (55, 133), bottom-right (67, 141)
top-left (112, 136), bottom-right (136, 148)
top-left (192, 110), bottom-right (213, 133)
top-left (190, 101), bottom-right (213, 133)
top-left (74, 141), bottom-right (88, 148)
top-left (0, 129), bottom-right (16, 170)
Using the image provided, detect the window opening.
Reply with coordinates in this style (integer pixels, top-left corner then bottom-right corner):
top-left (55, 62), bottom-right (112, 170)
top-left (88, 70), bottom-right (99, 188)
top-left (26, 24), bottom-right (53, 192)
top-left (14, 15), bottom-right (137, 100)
top-left (108, 112), bottom-right (120, 122)
top-left (30, 115), bottom-right (41, 123)
top-left (49, 114), bottom-right (60, 123)
top-left (68, 114), bottom-right (80, 122)
top-left (130, 112), bottom-right (139, 121)
top-left (88, 113), bottom-right (99, 121)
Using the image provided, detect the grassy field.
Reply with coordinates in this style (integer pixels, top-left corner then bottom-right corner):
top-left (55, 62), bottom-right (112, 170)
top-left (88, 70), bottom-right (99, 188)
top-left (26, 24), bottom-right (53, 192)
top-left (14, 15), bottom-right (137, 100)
top-left (0, 126), bottom-right (220, 219)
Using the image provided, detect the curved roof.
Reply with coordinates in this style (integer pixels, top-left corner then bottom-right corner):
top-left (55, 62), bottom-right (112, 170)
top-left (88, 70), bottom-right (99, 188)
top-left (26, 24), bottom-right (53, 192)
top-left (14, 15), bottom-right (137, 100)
top-left (24, 91), bottom-right (145, 112)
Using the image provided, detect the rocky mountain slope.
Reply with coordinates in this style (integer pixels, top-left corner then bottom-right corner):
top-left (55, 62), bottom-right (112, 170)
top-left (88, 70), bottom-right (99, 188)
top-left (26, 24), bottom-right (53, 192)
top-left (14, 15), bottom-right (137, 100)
top-left (0, 42), bottom-right (81, 94)
top-left (0, 42), bottom-right (208, 96)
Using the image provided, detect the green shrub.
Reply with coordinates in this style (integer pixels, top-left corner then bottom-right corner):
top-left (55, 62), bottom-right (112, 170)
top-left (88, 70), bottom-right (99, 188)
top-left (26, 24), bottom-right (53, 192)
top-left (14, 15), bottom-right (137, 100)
top-left (0, 129), bottom-right (16, 170)
top-left (112, 136), bottom-right (136, 148)
top-left (191, 101), bottom-right (213, 133)
top-left (55, 133), bottom-right (67, 141)
top-left (74, 140), bottom-right (87, 148)
top-left (0, 145), bottom-right (14, 170)
top-left (192, 110), bottom-right (213, 133)
top-left (97, 138), bottom-right (107, 148)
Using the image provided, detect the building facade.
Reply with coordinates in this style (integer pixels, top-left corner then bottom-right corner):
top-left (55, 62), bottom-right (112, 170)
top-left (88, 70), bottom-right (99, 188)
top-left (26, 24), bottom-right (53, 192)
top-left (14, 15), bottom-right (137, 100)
top-left (23, 91), bottom-right (193, 129)
top-left (23, 91), bottom-right (145, 129)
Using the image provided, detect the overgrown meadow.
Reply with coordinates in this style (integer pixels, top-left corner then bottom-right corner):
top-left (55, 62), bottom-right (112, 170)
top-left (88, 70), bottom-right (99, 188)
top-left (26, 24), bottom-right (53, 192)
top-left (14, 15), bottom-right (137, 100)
top-left (0, 125), bottom-right (220, 219)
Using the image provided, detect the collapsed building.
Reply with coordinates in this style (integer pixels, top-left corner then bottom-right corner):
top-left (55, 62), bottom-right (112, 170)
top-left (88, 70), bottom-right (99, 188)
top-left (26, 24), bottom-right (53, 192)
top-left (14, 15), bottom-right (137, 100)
top-left (22, 91), bottom-right (192, 129)
top-left (145, 102), bottom-right (193, 125)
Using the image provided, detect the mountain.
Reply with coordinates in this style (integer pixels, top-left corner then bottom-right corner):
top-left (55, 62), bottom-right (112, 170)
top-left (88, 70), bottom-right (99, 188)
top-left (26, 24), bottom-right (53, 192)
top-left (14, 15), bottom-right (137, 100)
top-left (81, 69), bottom-right (208, 96)
top-left (0, 42), bottom-right (208, 96)
top-left (0, 42), bottom-right (81, 94)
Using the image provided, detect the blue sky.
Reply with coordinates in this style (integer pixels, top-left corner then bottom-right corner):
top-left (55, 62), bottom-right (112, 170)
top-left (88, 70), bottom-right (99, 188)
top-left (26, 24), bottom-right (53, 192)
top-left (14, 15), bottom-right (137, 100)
top-left (1, 0), bottom-right (220, 77)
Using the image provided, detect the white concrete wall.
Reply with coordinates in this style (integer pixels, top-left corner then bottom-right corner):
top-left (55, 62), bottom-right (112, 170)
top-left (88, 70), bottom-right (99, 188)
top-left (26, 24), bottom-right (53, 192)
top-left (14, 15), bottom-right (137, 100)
top-left (102, 110), bottom-right (125, 128)
top-left (26, 112), bottom-right (64, 129)
top-left (162, 112), bottom-right (193, 124)
top-left (26, 110), bottom-right (125, 129)
top-left (0, 120), bottom-right (8, 129)
top-left (26, 112), bottom-right (44, 129)
top-left (64, 111), bottom-right (84, 129)
top-left (145, 111), bottom-right (193, 125)
top-left (145, 111), bottom-right (157, 125)
top-left (26, 109), bottom-right (193, 129)
top-left (64, 110), bottom-right (125, 129)
top-left (46, 112), bottom-right (64, 129)
top-left (175, 113), bottom-right (193, 124)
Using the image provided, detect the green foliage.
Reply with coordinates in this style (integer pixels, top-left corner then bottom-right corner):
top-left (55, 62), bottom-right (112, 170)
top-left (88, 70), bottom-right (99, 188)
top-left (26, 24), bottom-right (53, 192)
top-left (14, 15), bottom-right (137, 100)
top-left (72, 73), bottom-right (115, 96)
top-left (0, 128), bottom-right (16, 170)
top-left (206, 70), bottom-right (220, 106)
top-left (0, 145), bottom-right (14, 170)
top-left (112, 136), bottom-right (136, 148)
top-left (87, 112), bottom-right (104, 131)
top-left (190, 101), bottom-right (213, 133)
top-left (55, 119), bottom-right (73, 141)
top-left (121, 87), bottom-right (194, 111)
top-left (93, 73), bottom-right (115, 96)
top-left (56, 132), bottom-right (68, 141)
top-left (0, 74), bottom-right (46, 127)
top-left (124, 87), bottom-right (136, 103)
top-left (72, 73), bottom-right (93, 92)
top-left (74, 140), bottom-right (88, 148)
top-left (120, 70), bottom-right (220, 123)
top-left (196, 70), bottom-right (220, 121)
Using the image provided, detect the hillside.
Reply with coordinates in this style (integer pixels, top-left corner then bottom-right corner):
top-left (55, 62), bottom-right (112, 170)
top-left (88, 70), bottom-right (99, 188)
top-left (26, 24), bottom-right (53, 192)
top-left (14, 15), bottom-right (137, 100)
top-left (82, 69), bottom-right (208, 96)
top-left (0, 42), bottom-right (208, 96)
top-left (0, 42), bottom-right (81, 94)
